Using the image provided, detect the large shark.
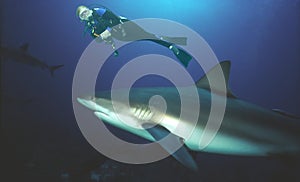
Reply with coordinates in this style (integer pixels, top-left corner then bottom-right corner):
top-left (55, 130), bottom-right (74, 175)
top-left (77, 61), bottom-right (300, 170)
top-left (0, 43), bottom-right (63, 76)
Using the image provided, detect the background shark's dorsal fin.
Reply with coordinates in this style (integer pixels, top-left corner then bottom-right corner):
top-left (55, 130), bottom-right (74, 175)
top-left (20, 43), bottom-right (29, 52)
top-left (196, 60), bottom-right (236, 98)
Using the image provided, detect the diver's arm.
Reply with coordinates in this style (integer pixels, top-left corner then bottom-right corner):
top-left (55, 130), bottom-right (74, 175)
top-left (92, 27), bottom-right (118, 56)
top-left (103, 36), bottom-right (118, 56)
top-left (91, 26), bottom-right (111, 39)
top-left (101, 31), bottom-right (115, 50)
top-left (99, 28), bottom-right (112, 39)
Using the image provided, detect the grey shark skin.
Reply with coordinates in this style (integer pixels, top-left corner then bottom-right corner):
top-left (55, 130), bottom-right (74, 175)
top-left (0, 43), bottom-right (63, 76)
top-left (77, 61), bottom-right (300, 169)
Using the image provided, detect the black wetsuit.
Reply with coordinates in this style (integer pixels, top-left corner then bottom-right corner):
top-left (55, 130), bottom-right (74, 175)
top-left (84, 7), bottom-right (192, 67)
top-left (84, 7), bottom-right (123, 38)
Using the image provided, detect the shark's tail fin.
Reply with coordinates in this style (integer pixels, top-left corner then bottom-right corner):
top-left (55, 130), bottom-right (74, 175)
top-left (49, 65), bottom-right (64, 77)
top-left (169, 45), bottom-right (192, 67)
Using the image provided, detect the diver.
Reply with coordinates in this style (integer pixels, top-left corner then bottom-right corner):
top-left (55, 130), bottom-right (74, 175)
top-left (76, 5), bottom-right (192, 67)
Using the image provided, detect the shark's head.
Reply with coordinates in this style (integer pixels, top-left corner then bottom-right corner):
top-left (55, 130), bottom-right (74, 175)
top-left (77, 91), bottom-right (161, 130)
top-left (77, 95), bottom-right (115, 120)
top-left (77, 89), bottom-right (200, 171)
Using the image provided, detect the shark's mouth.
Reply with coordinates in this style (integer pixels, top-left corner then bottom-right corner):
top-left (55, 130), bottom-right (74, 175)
top-left (95, 111), bottom-right (110, 118)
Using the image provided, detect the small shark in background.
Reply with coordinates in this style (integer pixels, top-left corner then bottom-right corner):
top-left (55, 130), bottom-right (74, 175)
top-left (0, 43), bottom-right (64, 76)
top-left (77, 61), bottom-right (300, 170)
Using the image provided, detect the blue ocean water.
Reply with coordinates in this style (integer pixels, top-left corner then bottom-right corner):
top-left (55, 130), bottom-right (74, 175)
top-left (1, 0), bottom-right (300, 181)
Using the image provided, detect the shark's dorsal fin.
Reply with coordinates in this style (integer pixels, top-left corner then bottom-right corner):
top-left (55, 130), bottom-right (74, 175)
top-left (196, 60), bottom-right (236, 98)
top-left (20, 43), bottom-right (29, 52)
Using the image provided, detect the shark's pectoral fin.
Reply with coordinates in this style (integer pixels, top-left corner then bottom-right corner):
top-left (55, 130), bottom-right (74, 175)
top-left (19, 43), bottom-right (29, 52)
top-left (142, 123), bottom-right (198, 171)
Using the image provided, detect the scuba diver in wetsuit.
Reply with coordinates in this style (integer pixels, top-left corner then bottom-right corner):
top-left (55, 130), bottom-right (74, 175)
top-left (76, 5), bottom-right (192, 67)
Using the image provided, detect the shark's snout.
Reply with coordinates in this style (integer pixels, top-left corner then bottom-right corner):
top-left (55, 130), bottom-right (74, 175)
top-left (77, 97), bottom-right (95, 110)
top-left (77, 97), bottom-right (111, 114)
top-left (77, 96), bottom-right (119, 123)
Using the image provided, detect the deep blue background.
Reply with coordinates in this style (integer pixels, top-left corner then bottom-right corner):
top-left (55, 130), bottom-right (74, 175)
top-left (1, 0), bottom-right (300, 182)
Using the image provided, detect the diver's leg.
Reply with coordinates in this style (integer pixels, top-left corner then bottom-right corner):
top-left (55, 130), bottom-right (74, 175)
top-left (102, 11), bottom-right (192, 66)
top-left (145, 39), bottom-right (192, 67)
top-left (109, 17), bottom-right (187, 45)
top-left (159, 36), bottom-right (187, 45)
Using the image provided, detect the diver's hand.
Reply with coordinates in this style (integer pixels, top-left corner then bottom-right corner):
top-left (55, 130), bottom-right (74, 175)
top-left (100, 29), bottom-right (112, 40)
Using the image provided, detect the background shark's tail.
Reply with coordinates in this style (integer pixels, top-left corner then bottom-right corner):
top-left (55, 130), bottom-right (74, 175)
top-left (49, 65), bottom-right (64, 77)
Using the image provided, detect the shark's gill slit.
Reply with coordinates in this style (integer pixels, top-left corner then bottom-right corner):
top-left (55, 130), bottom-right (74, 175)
top-left (132, 106), bottom-right (153, 121)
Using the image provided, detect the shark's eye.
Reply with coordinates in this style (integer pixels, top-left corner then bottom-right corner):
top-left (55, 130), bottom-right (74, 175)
top-left (89, 96), bottom-right (96, 101)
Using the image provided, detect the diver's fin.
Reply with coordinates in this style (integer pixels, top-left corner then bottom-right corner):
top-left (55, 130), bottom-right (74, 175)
top-left (161, 36), bottom-right (187, 45)
top-left (272, 109), bottom-right (300, 119)
top-left (196, 60), bottom-right (236, 98)
top-left (20, 43), bottom-right (29, 52)
top-left (169, 45), bottom-right (192, 67)
top-left (142, 123), bottom-right (198, 171)
top-left (49, 64), bottom-right (64, 77)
